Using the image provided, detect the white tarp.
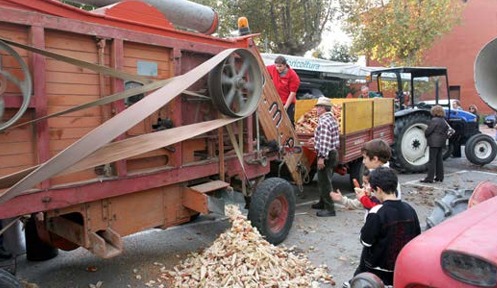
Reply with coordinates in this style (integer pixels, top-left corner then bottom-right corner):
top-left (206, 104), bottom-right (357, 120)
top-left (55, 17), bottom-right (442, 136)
top-left (261, 53), bottom-right (383, 80)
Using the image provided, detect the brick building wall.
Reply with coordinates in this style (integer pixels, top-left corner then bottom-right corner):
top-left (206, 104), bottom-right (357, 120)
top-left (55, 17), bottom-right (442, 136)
top-left (369, 1), bottom-right (497, 115)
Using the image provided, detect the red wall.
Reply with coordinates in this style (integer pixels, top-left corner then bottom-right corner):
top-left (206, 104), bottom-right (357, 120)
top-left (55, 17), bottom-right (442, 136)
top-left (369, 1), bottom-right (497, 115)
top-left (424, 0), bottom-right (497, 115)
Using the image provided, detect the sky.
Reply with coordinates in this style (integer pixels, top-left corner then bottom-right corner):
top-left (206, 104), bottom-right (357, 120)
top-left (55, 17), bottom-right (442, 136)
top-left (319, 20), bottom-right (351, 53)
top-left (306, 19), bottom-right (367, 66)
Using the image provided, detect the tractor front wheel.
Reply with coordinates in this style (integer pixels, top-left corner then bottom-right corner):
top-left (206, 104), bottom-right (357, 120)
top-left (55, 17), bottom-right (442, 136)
top-left (248, 177), bottom-right (295, 245)
top-left (464, 134), bottom-right (497, 165)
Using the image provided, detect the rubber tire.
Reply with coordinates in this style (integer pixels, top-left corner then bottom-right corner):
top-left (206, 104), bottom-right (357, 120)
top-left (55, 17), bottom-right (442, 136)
top-left (425, 189), bottom-right (472, 229)
top-left (248, 177), bottom-right (295, 245)
top-left (464, 133), bottom-right (497, 166)
top-left (25, 217), bottom-right (59, 261)
top-left (391, 113), bottom-right (431, 173)
top-left (0, 269), bottom-right (20, 288)
top-left (348, 159), bottom-right (365, 189)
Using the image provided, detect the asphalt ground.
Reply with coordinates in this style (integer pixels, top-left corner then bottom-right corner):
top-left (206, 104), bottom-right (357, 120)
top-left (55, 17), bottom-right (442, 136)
top-left (6, 124), bottom-right (497, 287)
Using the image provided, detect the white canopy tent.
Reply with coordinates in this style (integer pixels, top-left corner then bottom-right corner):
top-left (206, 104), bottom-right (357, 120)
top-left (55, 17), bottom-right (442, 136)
top-left (261, 53), bottom-right (383, 80)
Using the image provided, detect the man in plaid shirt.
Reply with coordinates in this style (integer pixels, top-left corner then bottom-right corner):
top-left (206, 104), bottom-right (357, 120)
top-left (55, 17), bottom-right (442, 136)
top-left (308, 97), bottom-right (340, 217)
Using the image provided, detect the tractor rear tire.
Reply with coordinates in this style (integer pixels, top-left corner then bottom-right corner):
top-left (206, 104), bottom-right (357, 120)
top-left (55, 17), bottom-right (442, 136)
top-left (0, 269), bottom-right (20, 288)
top-left (391, 113), bottom-right (431, 173)
top-left (425, 189), bottom-right (472, 229)
top-left (248, 177), bottom-right (295, 245)
top-left (464, 133), bottom-right (497, 165)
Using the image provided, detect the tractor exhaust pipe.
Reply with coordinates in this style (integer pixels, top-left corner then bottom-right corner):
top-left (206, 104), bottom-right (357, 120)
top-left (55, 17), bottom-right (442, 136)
top-left (475, 37), bottom-right (497, 111)
top-left (71, 0), bottom-right (219, 34)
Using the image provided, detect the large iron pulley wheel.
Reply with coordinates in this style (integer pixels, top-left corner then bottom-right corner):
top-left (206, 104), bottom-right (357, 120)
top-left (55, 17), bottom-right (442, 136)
top-left (0, 40), bottom-right (32, 131)
top-left (208, 49), bottom-right (262, 117)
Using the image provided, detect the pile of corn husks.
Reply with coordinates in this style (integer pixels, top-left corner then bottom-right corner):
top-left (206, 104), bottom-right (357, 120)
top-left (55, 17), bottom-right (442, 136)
top-left (160, 206), bottom-right (334, 287)
top-left (295, 105), bottom-right (342, 134)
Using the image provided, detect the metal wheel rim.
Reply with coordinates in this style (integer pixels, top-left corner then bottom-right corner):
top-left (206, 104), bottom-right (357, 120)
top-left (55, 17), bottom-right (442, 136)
top-left (473, 140), bottom-right (493, 159)
top-left (401, 123), bottom-right (429, 165)
top-left (209, 49), bottom-right (262, 117)
top-left (267, 194), bottom-right (289, 234)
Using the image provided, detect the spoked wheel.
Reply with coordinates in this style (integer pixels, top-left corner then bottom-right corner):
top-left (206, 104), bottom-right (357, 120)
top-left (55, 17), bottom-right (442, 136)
top-left (208, 49), bottom-right (263, 117)
top-left (248, 177), bottom-right (295, 245)
top-left (0, 40), bottom-right (32, 131)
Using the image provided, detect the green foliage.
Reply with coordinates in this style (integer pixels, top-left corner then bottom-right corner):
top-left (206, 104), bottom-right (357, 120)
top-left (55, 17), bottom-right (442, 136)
top-left (311, 44), bottom-right (358, 63)
top-left (192, 0), bottom-right (337, 56)
top-left (340, 0), bottom-right (464, 66)
top-left (327, 43), bottom-right (358, 63)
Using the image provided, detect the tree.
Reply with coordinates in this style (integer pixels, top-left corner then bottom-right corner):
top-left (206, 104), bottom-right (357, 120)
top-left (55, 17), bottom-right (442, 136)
top-left (340, 0), bottom-right (464, 66)
top-left (192, 0), bottom-right (337, 56)
top-left (328, 43), bottom-right (358, 63)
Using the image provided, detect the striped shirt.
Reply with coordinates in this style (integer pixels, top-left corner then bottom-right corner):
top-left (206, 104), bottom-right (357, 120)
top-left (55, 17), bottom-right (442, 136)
top-left (314, 112), bottom-right (340, 158)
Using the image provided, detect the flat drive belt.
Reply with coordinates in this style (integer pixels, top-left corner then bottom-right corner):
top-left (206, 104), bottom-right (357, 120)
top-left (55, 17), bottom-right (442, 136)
top-left (0, 48), bottom-right (244, 204)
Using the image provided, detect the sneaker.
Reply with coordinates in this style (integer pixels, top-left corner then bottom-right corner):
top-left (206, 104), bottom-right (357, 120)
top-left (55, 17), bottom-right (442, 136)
top-left (342, 281), bottom-right (351, 288)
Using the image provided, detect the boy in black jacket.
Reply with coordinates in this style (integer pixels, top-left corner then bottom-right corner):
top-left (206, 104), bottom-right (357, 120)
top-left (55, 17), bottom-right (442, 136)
top-left (350, 167), bottom-right (421, 286)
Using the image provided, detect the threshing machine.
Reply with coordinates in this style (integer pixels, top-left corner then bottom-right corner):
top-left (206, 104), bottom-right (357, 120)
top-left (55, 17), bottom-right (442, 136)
top-left (0, 0), bottom-right (307, 276)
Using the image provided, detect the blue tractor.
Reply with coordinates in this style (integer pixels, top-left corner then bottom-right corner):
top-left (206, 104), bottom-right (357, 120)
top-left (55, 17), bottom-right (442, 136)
top-left (369, 67), bottom-right (496, 173)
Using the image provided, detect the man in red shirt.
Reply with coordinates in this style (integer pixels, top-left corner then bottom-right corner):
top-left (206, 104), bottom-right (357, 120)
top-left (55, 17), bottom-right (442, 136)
top-left (266, 56), bottom-right (301, 126)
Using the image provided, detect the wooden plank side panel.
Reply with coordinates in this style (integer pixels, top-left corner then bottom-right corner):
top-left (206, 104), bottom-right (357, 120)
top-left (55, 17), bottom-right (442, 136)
top-left (47, 94), bottom-right (101, 106)
top-left (0, 104), bottom-right (36, 172)
top-left (47, 105), bottom-right (101, 117)
top-left (106, 187), bottom-right (165, 236)
top-left (123, 41), bottom-right (172, 142)
top-left (0, 23), bottom-right (29, 95)
top-left (123, 41), bottom-right (171, 79)
top-left (43, 32), bottom-right (104, 185)
top-left (0, 141), bottom-right (32, 156)
top-left (373, 98), bottom-right (395, 126)
top-left (47, 116), bottom-right (102, 128)
top-left (343, 100), bottom-right (373, 134)
top-left (46, 83), bottom-right (100, 96)
top-left (48, 126), bottom-right (97, 140)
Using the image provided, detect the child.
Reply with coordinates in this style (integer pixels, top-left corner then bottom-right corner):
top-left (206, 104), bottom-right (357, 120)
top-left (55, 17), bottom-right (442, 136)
top-left (348, 167), bottom-right (421, 286)
top-left (355, 169), bottom-right (381, 210)
top-left (330, 139), bottom-right (400, 210)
